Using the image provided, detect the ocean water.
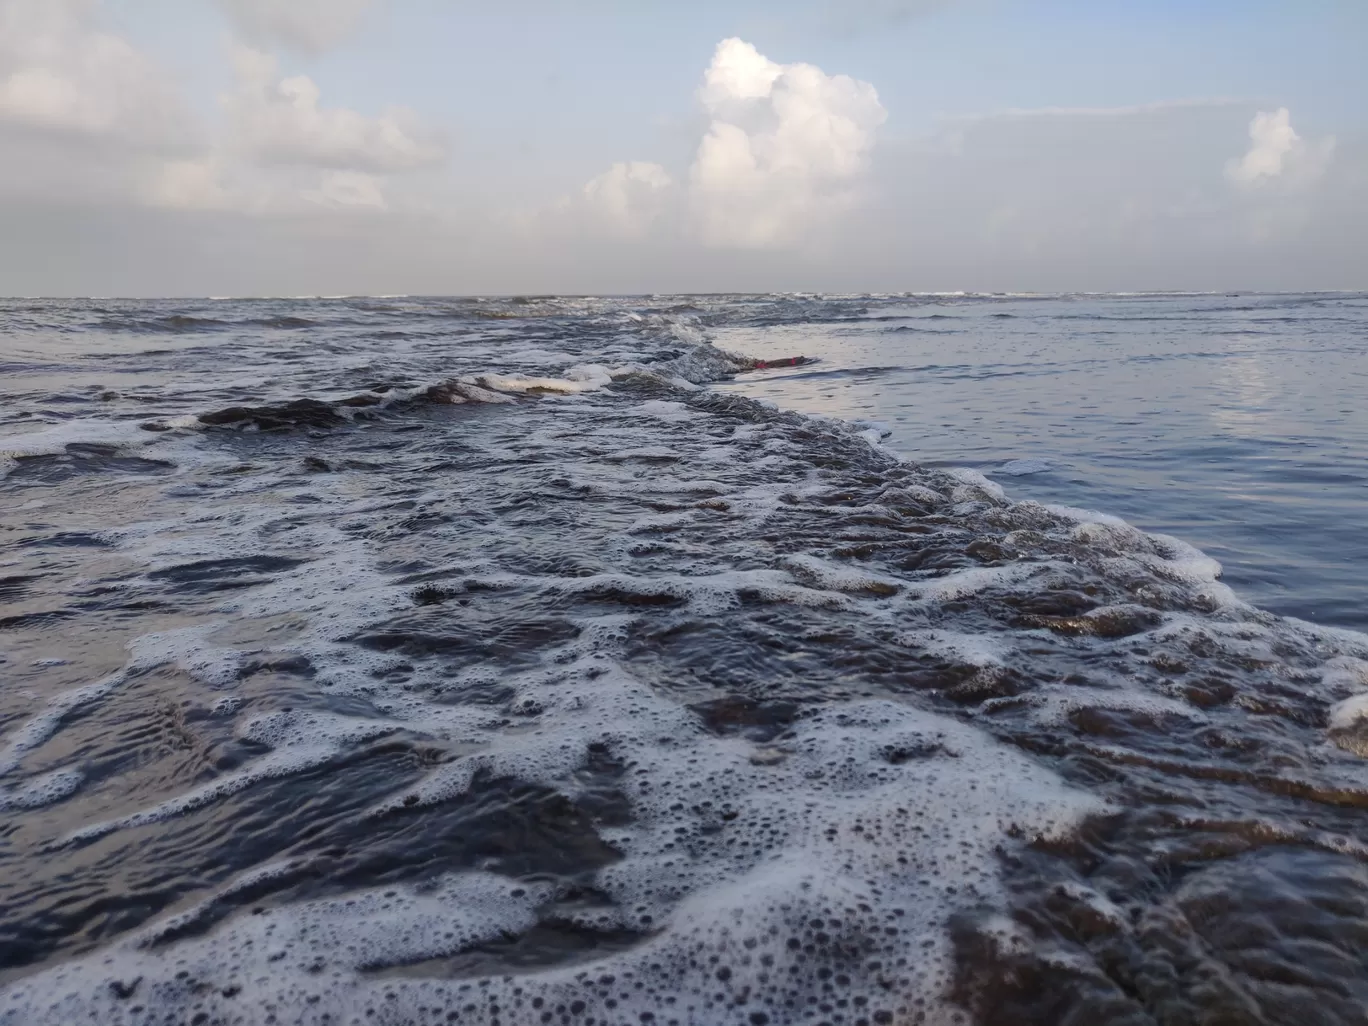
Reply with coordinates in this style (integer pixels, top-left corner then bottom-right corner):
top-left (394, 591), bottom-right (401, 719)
top-left (715, 292), bottom-right (1368, 632)
top-left (0, 294), bottom-right (1366, 1026)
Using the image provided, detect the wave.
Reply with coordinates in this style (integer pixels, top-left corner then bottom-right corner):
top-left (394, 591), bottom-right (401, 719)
top-left (3, 303), bottom-right (1368, 1026)
top-left (93, 314), bottom-right (320, 334)
top-left (887, 323), bottom-right (966, 334)
top-left (742, 363), bottom-right (906, 384)
top-left (183, 341), bottom-right (804, 432)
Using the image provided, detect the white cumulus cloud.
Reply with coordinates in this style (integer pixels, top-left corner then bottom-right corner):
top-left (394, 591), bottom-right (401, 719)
top-left (0, 0), bottom-right (190, 146)
top-left (216, 0), bottom-right (376, 55)
top-left (225, 46), bottom-right (444, 172)
top-left (1226, 107), bottom-right (1334, 188)
top-left (581, 161), bottom-right (674, 237)
top-left (302, 170), bottom-right (388, 210)
top-left (688, 38), bottom-right (886, 248)
top-left (146, 159), bottom-right (236, 211)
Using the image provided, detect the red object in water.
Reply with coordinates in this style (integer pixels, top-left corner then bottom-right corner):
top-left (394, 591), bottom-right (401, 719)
top-left (752, 356), bottom-right (808, 370)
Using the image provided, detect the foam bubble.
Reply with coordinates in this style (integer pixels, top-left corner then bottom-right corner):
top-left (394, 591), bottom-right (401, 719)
top-left (0, 419), bottom-right (182, 478)
top-left (1322, 656), bottom-right (1368, 694)
top-left (898, 629), bottom-right (1010, 668)
top-left (1329, 694), bottom-right (1368, 732)
top-left (904, 562), bottom-right (1046, 602)
top-left (477, 363), bottom-right (614, 395)
top-left (554, 568), bottom-right (854, 614)
top-left (0, 766), bottom-right (84, 811)
top-left (784, 553), bottom-right (902, 595)
top-left (988, 682), bottom-right (1207, 726)
top-left (1044, 502), bottom-right (1132, 530)
top-left (629, 399), bottom-right (701, 422)
top-left (10, 302), bottom-right (1363, 1026)
top-left (3, 671), bottom-right (1103, 1026)
top-left (946, 467), bottom-right (1008, 503)
top-left (128, 625), bottom-right (244, 688)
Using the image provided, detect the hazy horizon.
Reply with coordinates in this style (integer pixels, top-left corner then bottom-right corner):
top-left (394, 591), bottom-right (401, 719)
top-left (2, 0), bottom-right (1365, 296)
top-left (7, 289), bottom-right (1368, 301)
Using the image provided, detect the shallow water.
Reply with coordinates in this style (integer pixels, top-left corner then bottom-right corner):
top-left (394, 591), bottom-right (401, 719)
top-left (714, 292), bottom-right (1368, 632)
top-left (1, 295), bottom-right (1367, 1026)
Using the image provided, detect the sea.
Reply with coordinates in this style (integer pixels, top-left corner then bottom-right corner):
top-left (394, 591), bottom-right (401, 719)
top-left (0, 292), bottom-right (1366, 1026)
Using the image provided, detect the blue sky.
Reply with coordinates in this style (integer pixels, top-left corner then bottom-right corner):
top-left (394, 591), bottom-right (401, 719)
top-left (1, 0), bottom-right (1364, 294)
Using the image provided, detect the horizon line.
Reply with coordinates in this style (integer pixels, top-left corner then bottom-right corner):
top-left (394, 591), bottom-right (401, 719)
top-left (4, 289), bottom-right (1367, 302)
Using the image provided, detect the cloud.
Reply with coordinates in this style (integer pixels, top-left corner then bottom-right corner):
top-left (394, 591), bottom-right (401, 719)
top-left (688, 38), bottom-right (886, 247)
top-left (0, 0), bottom-right (190, 147)
top-left (574, 38), bottom-right (885, 247)
top-left (830, 100), bottom-right (1366, 291)
top-left (215, 0), bottom-right (376, 55)
top-left (581, 161), bottom-right (674, 238)
top-left (225, 46), bottom-right (444, 172)
top-left (1226, 107), bottom-right (1334, 188)
top-left (1228, 108), bottom-right (1300, 182)
top-left (146, 159), bottom-right (237, 211)
top-left (145, 158), bottom-right (394, 217)
top-left (144, 42), bottom-right (441, 218)
top-left (302, 170), bottom-right (388, 210)
top-left (1, 17), bottom-right (1362, 297)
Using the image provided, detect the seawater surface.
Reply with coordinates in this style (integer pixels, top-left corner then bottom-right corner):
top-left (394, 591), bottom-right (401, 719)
top-left (715, 292), bottom-right (1368, 632)
top-left (1, 294), bottom-right (1367, 1026)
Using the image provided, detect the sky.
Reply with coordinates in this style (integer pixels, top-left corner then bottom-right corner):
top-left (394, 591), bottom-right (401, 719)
top-left (0, 0), bottom-right (1364, 296)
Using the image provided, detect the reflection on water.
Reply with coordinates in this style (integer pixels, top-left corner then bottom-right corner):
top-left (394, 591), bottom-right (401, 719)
top-left (1209, 354), bottom-right (1278, 435)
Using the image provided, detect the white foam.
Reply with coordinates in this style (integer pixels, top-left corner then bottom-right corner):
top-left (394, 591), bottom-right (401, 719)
top-left (847, 418), bottom-right (893, 449)
top-left (476, 362), bottom-right (613, 395)
top-left (1069, 518), bottom-right (1150, 548)
top-left (551, 568), bottom-right (854, 615)
top-left (1284, 618), bottom-right (1368, 658)
top-left (946, 467), bottom-right (1007, 503)
top-left (988, 683), bottom-right (1206, 726)
top-left (128, 625), bottom-right (244, 689)
top-left (857, 427), bottom-right (886, 447)
top-left (1054, 881), bottom-right (1127, 928)
top-left (880, 483), bottom-right (949, 508)
top-left (627, 510), bottom-right (694, 533)
top-left (1066, 514), bottom-right (1240, 609)
top-left (0, 419), bottom-right (177, 477)
top-left (0, 765), bottom-right (84, 811)
top-left (849, 419), bottom-right (893, 437)
top-left (897, 628), bottom-right (1009, 668)
top-left (5, 669), bottom-right (1103, 1026)
top-left (0, 411), bottom-right (1116, 1022)
top-left (1148, 532), bottom-right (1226, 587)
top-left (10, 313), bottom-right (1336, 1025)
top-left (628, 399), bottom-right (700, 422)
top-left (1321, 656), bottom-right (1368, 694)
top-left (1045, 503), bottom-right (1132, 530)
top-left (784, 553), bottom-right (902, 595)
top-left (1329, 694), bottom-right (1368, 732)
top-left (904, 562), bottom-right (1047, 602)
top-left (53, 871), bottom-right (553, 1007)
top-left (441, 380), bottom-right (517, 404)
